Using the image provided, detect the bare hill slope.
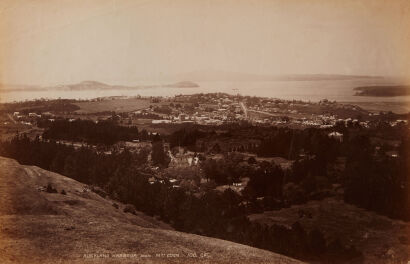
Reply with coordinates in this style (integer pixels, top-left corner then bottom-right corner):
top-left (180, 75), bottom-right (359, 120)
top-left (0, 157), bottom-right (303, 264)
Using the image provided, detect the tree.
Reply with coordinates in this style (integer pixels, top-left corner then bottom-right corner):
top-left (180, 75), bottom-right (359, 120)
top-left (244, 162), bottom-right (284, 199)
top-left (151, 141), bottom-right (170, 167)
top-left (248, 156), bottom-right (257, 164)
top-left (308, 228), bottom-right (326, 256)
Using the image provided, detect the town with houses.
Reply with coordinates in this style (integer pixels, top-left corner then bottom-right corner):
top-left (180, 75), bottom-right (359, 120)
top-left (6, 93), bottom-right (407, 129)
top-left (1, 93), bottom-right (407, 180)
top-left (1, 92), bottom-right (409, 263)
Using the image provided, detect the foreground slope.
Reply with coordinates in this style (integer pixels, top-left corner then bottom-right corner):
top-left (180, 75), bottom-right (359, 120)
top-left (0, 157), bottom-right (302, 264)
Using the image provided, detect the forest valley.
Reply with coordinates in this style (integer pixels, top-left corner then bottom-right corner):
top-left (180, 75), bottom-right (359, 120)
top-left (0, 119), bottom-right (408, 263)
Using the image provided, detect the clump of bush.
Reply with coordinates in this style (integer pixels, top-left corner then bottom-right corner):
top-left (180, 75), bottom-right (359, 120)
top-left (61, 189), bottom-right (67, 195)
top-left (398, 235), bottom-right (409, 245)
top-left (123, 204), bottom-right (136, 215)
top-left (90, 186), bottom-right (107, 198)
top-left (46, 183), bottom-right (58, 193)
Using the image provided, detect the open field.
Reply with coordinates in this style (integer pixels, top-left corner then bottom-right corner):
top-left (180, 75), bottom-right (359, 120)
top-left (249, 197), bottom-right (410, 264)
top-left (0, 113), bottom-right (43, 140)
top-left (0, 156), bottom-right (303, 264)
top-left (74, 98), bottom-right (152, 113)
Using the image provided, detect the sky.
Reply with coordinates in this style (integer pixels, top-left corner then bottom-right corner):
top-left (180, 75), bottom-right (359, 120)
top-left (1, 0), bottom-right (410, 86)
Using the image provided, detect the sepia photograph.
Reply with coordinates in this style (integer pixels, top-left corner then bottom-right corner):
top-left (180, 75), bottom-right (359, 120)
top-left (0, 0), bottom-right (409, 263)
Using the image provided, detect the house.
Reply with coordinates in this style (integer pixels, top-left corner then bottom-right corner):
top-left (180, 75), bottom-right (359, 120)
top-left (152, 120), bottom-right (171, 124)
top-left (42, 112), bottom-right (54, 117)
top-left (178, 114), bottom-right (187, 121)
top-left (148, 177), bottom-right (156, 184)
top-left (386, 150), bottom-right (399, 158)
top-left (28, 113), bottom-right (41, 118)
top-left (328, 131), bottom-right (343, 142)
top-left (187, 156), bottom-right (199, 166)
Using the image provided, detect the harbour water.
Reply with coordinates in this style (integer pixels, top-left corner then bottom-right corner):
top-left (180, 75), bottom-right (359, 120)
top-left (1, 80), bottom-right (409, 112)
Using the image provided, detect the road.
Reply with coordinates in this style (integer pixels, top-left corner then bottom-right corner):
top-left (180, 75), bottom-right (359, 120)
top-left (7, 113), bottom-right (17, 124)
top-left (239, 102), bottom-right (248, 118)
top-left (240, 102), bottom-right (281, 119)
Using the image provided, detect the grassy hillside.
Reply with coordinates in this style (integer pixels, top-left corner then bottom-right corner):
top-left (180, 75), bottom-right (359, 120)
top-left (0, 156), bottom-right (303, 264)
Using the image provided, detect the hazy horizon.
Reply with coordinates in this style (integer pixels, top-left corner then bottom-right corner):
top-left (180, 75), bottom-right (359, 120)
top-left (1, 70), bottom-right (405, 88)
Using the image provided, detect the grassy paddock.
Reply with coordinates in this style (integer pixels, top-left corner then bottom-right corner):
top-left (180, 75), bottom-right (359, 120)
top-left (74, 98), bottom-right (152, 113)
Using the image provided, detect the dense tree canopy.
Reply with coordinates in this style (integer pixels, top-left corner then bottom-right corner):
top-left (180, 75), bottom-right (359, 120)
top-left (39, 119), bottom-right (145, 145)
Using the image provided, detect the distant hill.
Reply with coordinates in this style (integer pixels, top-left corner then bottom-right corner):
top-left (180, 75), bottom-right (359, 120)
top-left (165, 81), bottom-right (199, 88)
top-left (58, 80), bottom-right (131, 90)
top-left (65, 80), bottom-right (113, 90)
top-left (354, 85), bottom-right (410, 97)
top-left (0, 156), bottom-right (302, 264)
top-left (172, 70), bottom-right (385, 82)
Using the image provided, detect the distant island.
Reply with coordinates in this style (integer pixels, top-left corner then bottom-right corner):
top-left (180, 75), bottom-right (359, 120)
top-left (63, 80), bottom-right (200, 90)
top-left (165, 81), bottom-right (199, 88)
top-left (354, 85), bottom-right (410, 97)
